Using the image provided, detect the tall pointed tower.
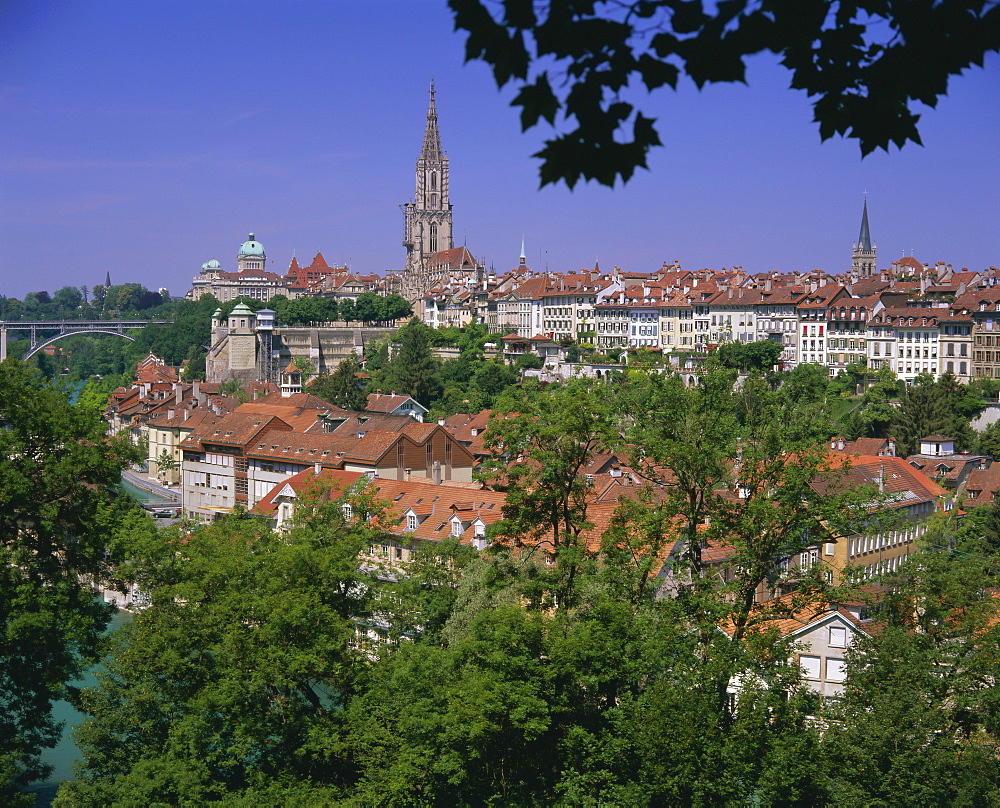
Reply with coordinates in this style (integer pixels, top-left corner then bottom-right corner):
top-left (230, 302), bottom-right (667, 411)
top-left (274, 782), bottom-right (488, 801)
top-left (852, 199), bottom-right (877, 278)
top-left (401, 82), bottom-right (454, 302)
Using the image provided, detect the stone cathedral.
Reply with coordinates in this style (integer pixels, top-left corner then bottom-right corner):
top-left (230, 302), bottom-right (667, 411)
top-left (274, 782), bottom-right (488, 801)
top-left (400, 83), bottom-right (456, 303)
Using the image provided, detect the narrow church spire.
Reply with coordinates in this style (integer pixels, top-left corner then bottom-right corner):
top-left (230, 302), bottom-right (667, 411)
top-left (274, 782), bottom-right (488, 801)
top-left (852, 197), bottom-right (877, 278)
top-left (858, 198), bottom-right (873, 252)
top-left (421, 81), bottom-right (444, 161)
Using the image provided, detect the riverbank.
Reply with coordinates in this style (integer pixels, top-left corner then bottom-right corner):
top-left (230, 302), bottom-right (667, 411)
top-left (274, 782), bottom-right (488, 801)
top-left (121, 469), bottom-right (180, 503)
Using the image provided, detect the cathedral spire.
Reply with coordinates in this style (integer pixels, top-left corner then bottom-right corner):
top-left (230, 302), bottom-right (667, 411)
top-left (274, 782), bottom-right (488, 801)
top-left (400, 82), bottom-right (454, 303)
top-left (421, 81), bottom-right (444, 162)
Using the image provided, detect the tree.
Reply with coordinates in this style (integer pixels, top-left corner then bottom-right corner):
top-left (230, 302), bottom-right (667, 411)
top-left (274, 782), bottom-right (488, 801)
top-left (379, 318), bottom-right (441, 406)
top-left (0, 360), bottom-right (139, 804)
top-left (449, 0), bottom-right (1000, 187)
top-left (515, 351), bottom-right (544, 371)
top-left (291, 356), bottom-right (315, 377)
top-left (481, 377), bottom-right (621, 608)
top-left (308, 355), bottom-right (369, 411)
top-left (978, 419), bottom-right (1000, 459)
top-left (59, 477), bottom-right (379, 805)
top-left (155, 449), bottom-right (178, 483)
top-left (353, 292), bottom-right (383, 325)
top-left (381, 294), bottom-right (413, 323)
top-left (339, 298), bottom-right (357, 324)
top-left (843, 365), bottom-right (899, 439)
top-left (716, 339), bottom-right (782, 373)
top-left (470, 360), bottom-right (518, 408)
top-left (52, 285), bottom-right (83, 313)
top-left (821, 542), bottom-right (1000, 805)
top-left (890, 375), bottom-right (975, 457)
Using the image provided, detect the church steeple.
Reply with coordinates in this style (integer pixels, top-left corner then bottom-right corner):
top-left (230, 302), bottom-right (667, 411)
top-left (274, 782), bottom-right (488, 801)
top-left (421, 81), bottom-right (444, 162)
top-left (401, 82), bottom-right (454, 302)
top-left (858, 199), bottom-right (873, 252)
top-left (852, 198), bottom-right (877, 278)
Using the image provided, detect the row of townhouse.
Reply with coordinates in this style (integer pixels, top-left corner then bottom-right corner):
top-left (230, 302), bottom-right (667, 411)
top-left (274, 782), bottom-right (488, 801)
top-left (104, 354), bottom-right (249, 482)
top-left (477, 261), bottom-right (1000, 382)
top-left (175, 391), bottom-right (477, 522)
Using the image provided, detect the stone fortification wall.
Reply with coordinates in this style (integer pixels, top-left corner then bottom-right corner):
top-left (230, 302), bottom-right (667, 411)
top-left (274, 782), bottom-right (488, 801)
top-left (206, 326), bottom-right (396, 384)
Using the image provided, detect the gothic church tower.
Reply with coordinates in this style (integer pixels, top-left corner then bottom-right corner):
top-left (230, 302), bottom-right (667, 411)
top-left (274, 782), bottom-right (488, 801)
top-left (852, 199), bottom-right (877, 278)
top-left (401, 82), bottom-right (453, 302)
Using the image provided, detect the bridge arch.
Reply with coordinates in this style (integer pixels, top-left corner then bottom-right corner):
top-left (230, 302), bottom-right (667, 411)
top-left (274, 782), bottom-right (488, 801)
top-left (21, 329), bottom-right (137, 361)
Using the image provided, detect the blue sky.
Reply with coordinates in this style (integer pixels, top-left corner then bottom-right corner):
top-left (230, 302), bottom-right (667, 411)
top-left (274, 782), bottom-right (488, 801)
top-left (1, 0), bottom-right (997, 301)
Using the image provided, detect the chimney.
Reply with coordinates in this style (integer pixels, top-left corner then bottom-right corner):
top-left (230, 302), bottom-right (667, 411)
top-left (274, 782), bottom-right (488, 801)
top-left (432, 460), bottom-right (442, 485)
top-left (168, 409), bottom-right (175, 420)
top-left (878, 465), bottom-right (885, 494)
top-left (314, 462), bottom-right (322, 476)
top-left (183, 410), bottom-right (189, 422)
top-left (174, 383), bottom-right (182, 405)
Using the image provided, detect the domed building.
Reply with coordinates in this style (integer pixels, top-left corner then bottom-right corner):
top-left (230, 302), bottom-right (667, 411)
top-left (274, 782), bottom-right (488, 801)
top-left (237, 233), bottom-right (266, 271)
top-left (186, 233), bottom-right (292, 302)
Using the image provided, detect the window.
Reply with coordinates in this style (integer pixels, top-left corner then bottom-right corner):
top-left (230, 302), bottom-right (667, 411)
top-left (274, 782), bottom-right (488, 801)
top-left (406, 513), bottom-right (417, 531)
top-left (451, 518), bottom-right (462, 537)
top-left (799, 655), bottom-right (821, 679)
top-left (342, 503), bottom-right (353, 520)
top-left (829, 626), bottom-right (848, 647)
top-left (826, 658), bottom-right (847, 682)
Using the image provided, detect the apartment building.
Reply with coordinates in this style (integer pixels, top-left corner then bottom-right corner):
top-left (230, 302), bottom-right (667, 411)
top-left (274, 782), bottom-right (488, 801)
top-left (178, 393), bottom-right (475, 521)
top-left (796, 285), bottom-right (849, 369)
top-left (866, 308), bottom-right (943, 383)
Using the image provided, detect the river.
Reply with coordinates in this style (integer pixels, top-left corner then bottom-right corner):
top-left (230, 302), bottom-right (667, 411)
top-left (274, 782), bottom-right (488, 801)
top-left (23, 474), bottom-right (158, 806)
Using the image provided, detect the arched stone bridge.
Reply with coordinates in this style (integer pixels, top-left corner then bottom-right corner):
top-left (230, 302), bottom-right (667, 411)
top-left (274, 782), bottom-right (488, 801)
top-left (0, 320), bottom-right (172, 361)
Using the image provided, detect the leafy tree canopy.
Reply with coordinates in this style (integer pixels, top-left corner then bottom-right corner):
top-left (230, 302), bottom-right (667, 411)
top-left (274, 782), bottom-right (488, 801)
top-left (0, 360), bottom-right (140, 803)
top-left (449, 0), bottom-right (1000, 187)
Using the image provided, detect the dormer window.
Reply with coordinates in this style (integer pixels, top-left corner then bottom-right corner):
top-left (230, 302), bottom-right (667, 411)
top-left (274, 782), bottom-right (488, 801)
top-left (342, 503), bottom-right (353, 520)
top-left (406, 513), bottom-right (417, 532)
top-left (450, 516), bottom-right (463, 537)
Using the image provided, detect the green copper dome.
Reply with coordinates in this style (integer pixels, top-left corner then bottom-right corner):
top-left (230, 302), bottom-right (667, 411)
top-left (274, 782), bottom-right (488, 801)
top-left (238, 232), bottom-right (265, 257)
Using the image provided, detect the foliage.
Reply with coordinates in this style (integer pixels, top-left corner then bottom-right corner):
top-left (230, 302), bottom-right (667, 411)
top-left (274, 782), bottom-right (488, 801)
top-left (890, 372), bottom-right (977, 456)
top-left (449, 0), bottom-right (1000, 187)
top-left (978, 419), bottom-right (1000, 460)
top-left (842, 365), bottom-right (899, 439)
top-left (35, 359), bottom-right (1000, 804)
top-left (715, 339), bottom-right (782, 373)
top-left (59, 477), bottom-right (379, 805)
top-left (0, 360), bottom-right (139, 802)
top-left (515, 350), bottom-right (544, 370)
top-left (291, 355), bottom-right (316, 377)
top-left (308, 355), bottom-right (369, 411)
top-left (823, 543), bottom-right (1000, 805)
top-left (481, 377), bottom-right (621, 608)
top-left (376, 318), bottom-right (442, 406)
